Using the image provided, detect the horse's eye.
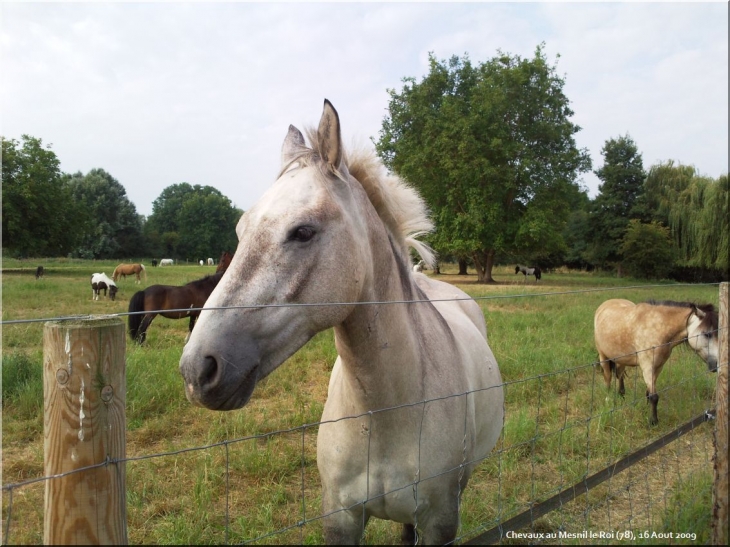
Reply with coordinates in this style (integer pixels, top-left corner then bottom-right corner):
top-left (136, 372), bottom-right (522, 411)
top-left (704, 332), bottom-right (714, 339)
top-left (290, 226), bottom-right (316, 243)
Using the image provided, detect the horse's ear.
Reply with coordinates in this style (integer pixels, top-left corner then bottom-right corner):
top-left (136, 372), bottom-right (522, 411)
top-left (282, 125), bottom-right (306, 166)
top-left (693, 305), bottom-right (706, 319)
top-left (317, 99), bottom-right (342, 170)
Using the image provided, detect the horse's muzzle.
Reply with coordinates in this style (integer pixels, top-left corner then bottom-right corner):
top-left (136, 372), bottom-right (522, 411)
top-left (180, 340), bottom-right (261, 411)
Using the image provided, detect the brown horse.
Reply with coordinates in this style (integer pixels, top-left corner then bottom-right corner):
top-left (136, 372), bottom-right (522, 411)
top-left (216, 251), bottom-right (233, 273)
top-left (113, 263), bottom-right (147, 284)
top-left (128, 272), bottom-right (224, 344)
top-left (594, 299), bottom-right (719, 425)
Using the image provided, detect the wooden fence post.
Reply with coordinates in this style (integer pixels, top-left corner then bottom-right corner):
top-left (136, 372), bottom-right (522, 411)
top-left (43, 317), bottom-right (127, 545)
top-left (713, 282), bottom-right (728, 545)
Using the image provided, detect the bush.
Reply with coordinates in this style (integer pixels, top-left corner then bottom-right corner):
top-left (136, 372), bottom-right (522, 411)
top-left (621, 220), bottom-right (676, 279)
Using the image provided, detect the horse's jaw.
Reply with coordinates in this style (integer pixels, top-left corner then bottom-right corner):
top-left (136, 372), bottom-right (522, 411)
top-left (179, 304), bottom-right (320, 411)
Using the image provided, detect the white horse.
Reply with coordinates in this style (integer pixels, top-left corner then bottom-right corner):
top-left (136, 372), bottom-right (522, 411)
top-left (160, 258), bottom-right (174, 266)
top-left (413, 259), bottom-right (426, 273)
top-left (207, 257), bottom-right (214, 266)
top-left (90, 272), bottom-right (118, 301)
top-left (179, 100), bottom-right (504, 545)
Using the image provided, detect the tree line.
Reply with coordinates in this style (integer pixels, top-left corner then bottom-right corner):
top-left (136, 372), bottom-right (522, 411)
top-left (376, 46), bottom-right (728, 282)
top-left (2, 135), bottom-right (240, 261)
top-left (3, 45), bottom-right (727, 281)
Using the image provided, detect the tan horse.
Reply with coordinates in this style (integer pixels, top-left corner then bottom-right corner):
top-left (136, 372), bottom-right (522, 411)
top-left (180, 100), bottom-right (504, 544)
top-left (112, 263), bottom-right (147, 284)
top-left (594, 299), bottom-right (719, 425)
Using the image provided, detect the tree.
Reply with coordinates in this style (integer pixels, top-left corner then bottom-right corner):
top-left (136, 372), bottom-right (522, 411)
top-left (145, 183), bottom-right (240, 259)
top-left (64, 169), bottom-right (146, 259)
top-left (644, 162), bottom-right (728, 272)
top-left (2, 135), bottom-right (82, 257)
top-left (620, 220), bottom-right (676, 279)
top-left (375, 46), bottom-right (591, 282)
top-left (585, 135), bottom-right (646, 271)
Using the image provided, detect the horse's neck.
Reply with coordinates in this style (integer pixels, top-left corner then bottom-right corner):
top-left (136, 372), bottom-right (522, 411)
top-left (332, 233), bottom-right (426, 408)
top-left (648, 306), bottom-right (691, 346)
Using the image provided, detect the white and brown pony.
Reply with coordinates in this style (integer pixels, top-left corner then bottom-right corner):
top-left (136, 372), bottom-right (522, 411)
top-left (594, 299), bottom-right (719, 425)
top-left (112, 263), bottom-right (147, 284)
top-left (515, 264), bottom-right (541, 281)
top-left (90, 272), bottom-right (118, 301)
top-left (179, 100), bottom-right (504, 545)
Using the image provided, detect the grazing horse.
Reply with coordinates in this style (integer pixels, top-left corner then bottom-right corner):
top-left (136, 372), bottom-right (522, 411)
top-left (35, 266), bottom-right (45, 280)
top-left (199, 259), bottom-right (204, 266)
top-left (413, 259), bottom-right (426, 273)
top-left (215, 251), bottom-right (233, 273)
top-left (90, 273), bottom-right (118, 301)
top-left (179, 100), bottom-right (504, 545)
top-left (128, 272), bottom-right (224, 344)
top-left (160, 258), bottom-right (174, 266)
top-left (207, 257), bottom-right (214, 266)
top-left (112, 263), bottom-right (147, 284)
top-left (594, 299), bottom-right (719, 425)
top-left (515, 264), bottom-right (541, 281)
top-left (151, 258), bottom-right (158, 267)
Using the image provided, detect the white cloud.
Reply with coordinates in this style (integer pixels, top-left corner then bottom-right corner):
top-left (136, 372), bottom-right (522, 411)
top-left (1, 1), bottom-right (727, 217)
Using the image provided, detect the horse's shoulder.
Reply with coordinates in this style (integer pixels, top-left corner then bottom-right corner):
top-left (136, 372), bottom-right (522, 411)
top-left (413, 274), bottom-right (486, 337)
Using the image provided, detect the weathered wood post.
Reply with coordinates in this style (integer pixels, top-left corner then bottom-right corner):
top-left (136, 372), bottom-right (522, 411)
top-left (43, 317), bottom-right (127, 545)
top-left (713, 282), bottom-right (728, 545)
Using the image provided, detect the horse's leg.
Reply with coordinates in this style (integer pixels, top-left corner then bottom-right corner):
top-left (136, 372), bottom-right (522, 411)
top-left (400, 524), bottom-right (416, 546)
top-left (639, 358), bottom-right (659, 426)
top-left (136, 314), bottom-right (156, 344)
top-left (616, 364), bottom-right (627, 397)
top-left (321, 490), bottom-right (366, 545)
top-left (416, 496), bottom-right (460, 545)
top-left (185, 315), bottom-right (197, 343)
top-left (598, 351), bottom-right (612, 390)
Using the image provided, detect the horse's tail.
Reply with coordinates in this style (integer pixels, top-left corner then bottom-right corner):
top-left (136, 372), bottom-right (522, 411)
top-left (128, 290), bottom-right (146, 341)
top-left (141, 264), bottom-right (147, 281)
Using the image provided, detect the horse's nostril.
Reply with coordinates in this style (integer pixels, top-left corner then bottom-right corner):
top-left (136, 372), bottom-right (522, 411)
top-left (200, 355), bottom-right (220, 387)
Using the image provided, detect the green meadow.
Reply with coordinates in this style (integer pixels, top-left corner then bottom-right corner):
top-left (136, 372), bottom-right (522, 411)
top-left (1, 259), bottom-right (720, 544)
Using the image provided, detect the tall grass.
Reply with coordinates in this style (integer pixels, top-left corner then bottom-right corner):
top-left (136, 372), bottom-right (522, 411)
top-left (1, 262), bottom-right (721, 544)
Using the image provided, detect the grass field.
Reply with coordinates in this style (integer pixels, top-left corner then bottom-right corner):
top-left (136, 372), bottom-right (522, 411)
top-left (1, 258), bottom-right (722, 544)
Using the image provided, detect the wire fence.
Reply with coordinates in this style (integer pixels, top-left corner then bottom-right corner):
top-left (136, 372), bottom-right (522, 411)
top-left (1, 282), bottom-right (726, 544)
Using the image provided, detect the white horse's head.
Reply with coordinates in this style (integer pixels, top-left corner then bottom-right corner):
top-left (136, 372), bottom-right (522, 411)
top-left (180, 99), bottom-right (433, 411)
top-left (686, 304), bottom-right (719, 371)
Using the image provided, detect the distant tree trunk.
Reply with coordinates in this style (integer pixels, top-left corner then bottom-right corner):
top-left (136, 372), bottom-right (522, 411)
top-left (458, 259), bottom-right (468, 275)
top-left (473, 249), bottom-right (497, 283)
top-left (616, 262), bottom-right (623, 278)
top-left (433, 262), bottom-right (441, 275)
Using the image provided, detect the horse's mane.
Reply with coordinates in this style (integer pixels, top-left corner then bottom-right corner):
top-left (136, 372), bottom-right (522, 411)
top-left (645, 299), bottom-right (718, 330)
top-left (188, 272), bottom-right (223, 288)
top-left (283, 128), bottom-right (435, 268)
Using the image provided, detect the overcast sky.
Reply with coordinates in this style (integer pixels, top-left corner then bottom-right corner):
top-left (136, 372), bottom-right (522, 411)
top-left (2, 1), bottom-right (727, 217)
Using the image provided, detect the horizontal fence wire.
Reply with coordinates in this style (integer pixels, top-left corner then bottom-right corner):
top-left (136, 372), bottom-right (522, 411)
top-left (2, 283), bottom-right (724, 545)
top-left (0, 282), bottom-right (722, 326)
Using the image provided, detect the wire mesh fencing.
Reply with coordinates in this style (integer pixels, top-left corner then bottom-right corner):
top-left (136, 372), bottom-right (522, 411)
top-left (2, 283), bottom-right (725, 545)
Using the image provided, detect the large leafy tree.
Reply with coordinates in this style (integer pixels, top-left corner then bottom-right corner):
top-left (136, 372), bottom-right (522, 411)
top-left (645, 162), bottom-right (728, 271)
top-left (64, 168), bottom-right (145, 259)
top-left (2, 135), bottom-right (82, 257)
top-left (145, 183), bottom-right (240, 259)
top-left (585, 135), bottom-right (646, 271)
top-left (375, 46), bottom-right (591, 282)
